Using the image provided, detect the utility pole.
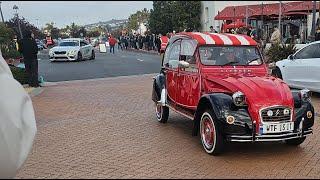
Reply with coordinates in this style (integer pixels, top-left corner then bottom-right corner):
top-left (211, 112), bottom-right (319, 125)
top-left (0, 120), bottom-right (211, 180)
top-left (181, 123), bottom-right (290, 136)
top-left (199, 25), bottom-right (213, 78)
top-left (245, 5), bottom-right (248, 27)
top-left (311, 0), bottom-right (317, 41)
top-left (278, 1), bottom-right (282, 43)
top-left (261, 3), bottom-right (264, 40)
top-left (13, 5), bottom-right (23, 39)
top-left (0, 1), bottom-right (4, 23)
top-left (233, 6), bottom-right (236, 30)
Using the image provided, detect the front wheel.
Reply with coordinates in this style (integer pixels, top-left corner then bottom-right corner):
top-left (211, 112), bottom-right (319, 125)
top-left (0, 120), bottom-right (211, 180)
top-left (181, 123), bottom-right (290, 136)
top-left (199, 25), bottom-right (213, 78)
top-left (272, 67), bottom-right (283, 79)
top-left (154, 102), bottom-right (169, 123)
top-left (285, 137), bottom-right (306, 146)
top-left (200, 110), bottom-right (225, 155)
top-left (90, 50), bottom-right (95, 60)
top-left (77, 52), bottom-right (82, 61)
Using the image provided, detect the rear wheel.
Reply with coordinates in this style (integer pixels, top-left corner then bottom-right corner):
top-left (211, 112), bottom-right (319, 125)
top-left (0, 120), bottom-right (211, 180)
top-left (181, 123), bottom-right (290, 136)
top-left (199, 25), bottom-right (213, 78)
top-left (285, 137), bottom-right (306, 146)
top-left (200, 110), bottom-right (225, 155)
top-left (154, 102), bottom-right (169, 123)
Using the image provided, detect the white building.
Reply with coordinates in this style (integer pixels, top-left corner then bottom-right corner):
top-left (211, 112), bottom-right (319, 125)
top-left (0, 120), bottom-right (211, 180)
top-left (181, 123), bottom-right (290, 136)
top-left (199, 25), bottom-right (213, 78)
top-left (200, 1), bottom-right (299, 32)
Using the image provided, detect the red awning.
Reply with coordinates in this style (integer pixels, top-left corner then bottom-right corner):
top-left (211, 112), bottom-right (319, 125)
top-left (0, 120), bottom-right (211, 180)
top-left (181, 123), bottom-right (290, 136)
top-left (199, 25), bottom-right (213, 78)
top-left (223, 21), bottom-right (251, 29)
top-left (215, 1), bottom-right (305, 21)
top-left (286, 1), bottom-right (320, 12)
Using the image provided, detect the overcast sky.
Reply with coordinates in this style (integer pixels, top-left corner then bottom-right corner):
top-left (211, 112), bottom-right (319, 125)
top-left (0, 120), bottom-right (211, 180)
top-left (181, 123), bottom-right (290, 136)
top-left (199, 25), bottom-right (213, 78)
top-left (1, 1), bottom-right (153, 28)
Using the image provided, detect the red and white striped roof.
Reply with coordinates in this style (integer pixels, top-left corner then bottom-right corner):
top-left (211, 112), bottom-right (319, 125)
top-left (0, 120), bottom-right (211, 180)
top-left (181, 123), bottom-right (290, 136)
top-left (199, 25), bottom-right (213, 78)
top-left (177, 32), bottom-right (257, 46)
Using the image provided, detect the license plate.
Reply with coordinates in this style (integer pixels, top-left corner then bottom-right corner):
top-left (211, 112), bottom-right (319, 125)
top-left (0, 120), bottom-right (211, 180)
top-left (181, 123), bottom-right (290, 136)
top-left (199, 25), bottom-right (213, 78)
top-left (262, 122), bottom-right (294, 134)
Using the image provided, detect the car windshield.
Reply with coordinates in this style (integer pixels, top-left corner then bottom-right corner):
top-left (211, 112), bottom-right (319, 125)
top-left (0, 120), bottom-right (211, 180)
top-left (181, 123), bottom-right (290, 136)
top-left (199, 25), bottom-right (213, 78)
top-left (199, 46), bottom-right (263, 66)
top-left (59, 41), bottom-right (79, 46)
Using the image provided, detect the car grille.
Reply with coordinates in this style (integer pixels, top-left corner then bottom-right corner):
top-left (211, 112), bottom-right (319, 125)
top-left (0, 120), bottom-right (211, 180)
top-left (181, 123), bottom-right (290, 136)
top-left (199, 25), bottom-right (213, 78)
top-left (54, 51), bottom-right (66, 54)
top-left (260, 106), bottom-right (291, 122)
top-left (54, 57), bottom-right (68, 59)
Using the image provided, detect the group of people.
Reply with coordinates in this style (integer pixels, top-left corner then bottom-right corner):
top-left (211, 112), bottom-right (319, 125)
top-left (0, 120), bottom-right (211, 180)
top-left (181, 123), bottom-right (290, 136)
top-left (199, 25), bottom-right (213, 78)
top-left (116, 33), bottom-right (164, 53)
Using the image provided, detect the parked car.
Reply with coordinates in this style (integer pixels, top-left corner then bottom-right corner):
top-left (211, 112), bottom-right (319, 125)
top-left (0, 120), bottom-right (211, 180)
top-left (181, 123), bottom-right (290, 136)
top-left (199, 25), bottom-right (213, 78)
top-left (35, 39), bottom-right (46, 50)
top-left (49, 38), bottom-right (95, 62)
top-left (152, 32), bottom-right (315, 155)
top-left (272, 41), bottom-right (320, 93)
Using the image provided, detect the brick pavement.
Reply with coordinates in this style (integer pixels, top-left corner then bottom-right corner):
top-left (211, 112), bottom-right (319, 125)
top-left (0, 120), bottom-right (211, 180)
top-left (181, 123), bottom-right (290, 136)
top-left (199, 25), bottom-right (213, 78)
top-left (16, 74), bottom-right (320, 179)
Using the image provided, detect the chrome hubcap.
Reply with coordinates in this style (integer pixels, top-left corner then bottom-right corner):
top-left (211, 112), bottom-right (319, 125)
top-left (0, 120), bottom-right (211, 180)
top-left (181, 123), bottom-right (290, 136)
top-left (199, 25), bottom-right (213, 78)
top-left (201, 116), bottom-right (215, 149)
top-left (155, 103), bottom-right (162, 120)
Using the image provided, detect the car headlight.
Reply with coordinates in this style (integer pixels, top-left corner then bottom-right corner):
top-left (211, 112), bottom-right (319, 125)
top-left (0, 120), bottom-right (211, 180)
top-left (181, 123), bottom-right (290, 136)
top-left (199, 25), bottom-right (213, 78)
top-left (49, 50), bottom-right (54, 56)
top-left (68, 50), bottom-right (78, 56)
top-left (232, 91), bottom-right (247, 106)
top-left (299, 89), bottom-right (311, 102)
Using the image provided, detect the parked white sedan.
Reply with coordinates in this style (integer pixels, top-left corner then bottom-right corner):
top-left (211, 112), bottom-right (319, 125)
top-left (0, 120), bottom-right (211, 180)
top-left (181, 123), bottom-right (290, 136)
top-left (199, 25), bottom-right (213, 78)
top-left (49, 38), bottom-right (95, 62)
top-left (272, 41), bottom-right (320, 93)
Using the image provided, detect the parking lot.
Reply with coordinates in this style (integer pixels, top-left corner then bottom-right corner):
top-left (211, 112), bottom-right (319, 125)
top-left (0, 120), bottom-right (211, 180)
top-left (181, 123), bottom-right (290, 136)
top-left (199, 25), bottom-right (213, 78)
top-left (16, 74), bottom-right (320, 179)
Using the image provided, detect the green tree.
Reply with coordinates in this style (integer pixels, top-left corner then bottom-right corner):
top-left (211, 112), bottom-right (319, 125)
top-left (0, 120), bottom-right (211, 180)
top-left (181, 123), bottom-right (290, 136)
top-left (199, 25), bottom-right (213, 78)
top-left (69, 22), bottom-right (80, 38)
top-left (87, 30), bottom-right (100, 37)
top-left (0, 22), bottom-right (21, 59)
top-left (149, 1), bottom-right (201, 34)
top-left (6, 16), bottom-right (45, 40)
top-left (127, 8), bottom-right (150, 32)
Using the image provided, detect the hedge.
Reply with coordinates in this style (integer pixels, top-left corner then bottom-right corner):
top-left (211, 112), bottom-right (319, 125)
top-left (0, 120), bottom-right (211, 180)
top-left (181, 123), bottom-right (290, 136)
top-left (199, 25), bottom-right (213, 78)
top-left (9, 65), bottom-right (28, 85)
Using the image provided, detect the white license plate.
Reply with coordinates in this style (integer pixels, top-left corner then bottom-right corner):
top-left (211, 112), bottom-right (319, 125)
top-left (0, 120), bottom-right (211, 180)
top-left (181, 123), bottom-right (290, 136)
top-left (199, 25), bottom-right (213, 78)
top-left (263, 122), bottom-right (294, 134)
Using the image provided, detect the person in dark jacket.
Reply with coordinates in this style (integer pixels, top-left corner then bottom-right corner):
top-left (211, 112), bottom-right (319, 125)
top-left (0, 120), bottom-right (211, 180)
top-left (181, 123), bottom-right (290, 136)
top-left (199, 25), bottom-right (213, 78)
top-left (18, 30), bottom-right (39, 87)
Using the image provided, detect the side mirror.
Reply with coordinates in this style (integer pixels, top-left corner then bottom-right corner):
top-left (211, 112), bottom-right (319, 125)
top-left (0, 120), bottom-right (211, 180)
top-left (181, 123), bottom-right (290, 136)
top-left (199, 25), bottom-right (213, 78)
top-left (178, 61), bottom-right (190, 68)
top-left (288, 54), bottom-right (294, 60)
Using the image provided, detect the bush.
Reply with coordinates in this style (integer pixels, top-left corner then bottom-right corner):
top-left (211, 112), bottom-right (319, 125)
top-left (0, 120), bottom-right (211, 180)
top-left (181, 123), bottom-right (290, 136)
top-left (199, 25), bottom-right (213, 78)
top-left (9, 66), bottom-right (28, 85)
top-left (265, 43), bottom-right (297, 63)
top-left (1, 48), bottom-right (21, 59)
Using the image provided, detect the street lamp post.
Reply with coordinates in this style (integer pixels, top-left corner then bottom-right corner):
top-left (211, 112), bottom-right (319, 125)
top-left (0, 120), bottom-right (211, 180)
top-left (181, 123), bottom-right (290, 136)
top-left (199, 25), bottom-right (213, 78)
top-left (278, 1), bottom-right (282, 43)
top-left (0, 1), bottom-right (5, 23)
top-left (13, 5), bottom-right (23, 39)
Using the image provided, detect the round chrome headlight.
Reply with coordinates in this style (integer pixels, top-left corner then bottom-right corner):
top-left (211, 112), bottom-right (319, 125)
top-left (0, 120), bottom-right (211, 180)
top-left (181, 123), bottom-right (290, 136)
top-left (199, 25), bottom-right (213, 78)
top-left (232, 91), bottom-right (246, 106)
top-left (299, 89), bottom-right (311, 102)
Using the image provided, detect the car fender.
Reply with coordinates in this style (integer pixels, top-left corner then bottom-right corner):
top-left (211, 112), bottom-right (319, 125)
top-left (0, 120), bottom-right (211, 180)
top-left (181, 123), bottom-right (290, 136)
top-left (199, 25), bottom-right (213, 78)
top-left (152, 73), bottom-right (165, 102)
top-left (275, 59), bottom-right (288, 79)
top-left (192, 93), bottom-right (234, 136)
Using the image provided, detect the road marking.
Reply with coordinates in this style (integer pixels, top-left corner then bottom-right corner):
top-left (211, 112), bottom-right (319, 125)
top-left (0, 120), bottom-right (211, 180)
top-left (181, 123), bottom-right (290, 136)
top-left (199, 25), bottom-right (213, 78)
top-left (137, 59), bottom-right (144, 62)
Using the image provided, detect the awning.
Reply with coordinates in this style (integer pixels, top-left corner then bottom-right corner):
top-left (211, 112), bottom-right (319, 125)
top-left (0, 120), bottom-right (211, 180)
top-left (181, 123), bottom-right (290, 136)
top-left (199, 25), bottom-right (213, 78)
top-left (223, 21), bottom-right (252, 29)
top-left (286, 1), bottom-right (320, 12)
top-left (215, 1), bottom-right (305, 21)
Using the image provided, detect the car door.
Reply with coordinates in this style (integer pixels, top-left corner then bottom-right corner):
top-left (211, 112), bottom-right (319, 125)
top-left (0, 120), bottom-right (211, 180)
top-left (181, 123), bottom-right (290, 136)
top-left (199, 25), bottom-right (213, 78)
top-left (163, 39), bottom-right (181, 106)
top-left (282, 43), bottom-right (319, 89)
top-left (80, 40), bottom-right (89, 58)
top-left (176, 39), bottom-right (200, 110)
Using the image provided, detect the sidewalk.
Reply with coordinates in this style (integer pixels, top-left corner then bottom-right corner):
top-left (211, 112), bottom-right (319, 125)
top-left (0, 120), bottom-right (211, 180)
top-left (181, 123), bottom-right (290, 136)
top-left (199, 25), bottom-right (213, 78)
top-left (23, 84), bottom-right (44, 97)
top-left (125, 48), bottom-right (160, 55)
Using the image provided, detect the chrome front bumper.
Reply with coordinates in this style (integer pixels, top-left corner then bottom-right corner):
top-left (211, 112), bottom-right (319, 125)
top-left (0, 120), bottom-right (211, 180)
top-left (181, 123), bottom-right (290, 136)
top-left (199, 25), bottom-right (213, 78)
top-left (50, 55), bottom-right (77, 61)
top-left (227, 129), bottom-right (312, 142)
top-left (227, 117), bottom-right (313, 142)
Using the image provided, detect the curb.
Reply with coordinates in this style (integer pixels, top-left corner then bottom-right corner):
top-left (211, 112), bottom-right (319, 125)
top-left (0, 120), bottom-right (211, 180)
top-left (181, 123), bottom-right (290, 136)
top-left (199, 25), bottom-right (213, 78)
top-left (28, 87), bottom-right (44, 97)
top-left (43, 73), bottom-right (157, 86)
top-left (125, 48), bottom-right (159, 55)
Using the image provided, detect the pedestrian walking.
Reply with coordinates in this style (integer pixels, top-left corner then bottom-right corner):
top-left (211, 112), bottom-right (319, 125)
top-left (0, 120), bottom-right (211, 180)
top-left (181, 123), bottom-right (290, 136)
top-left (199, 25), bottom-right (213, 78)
top-left (210, 26), bottom-right (217, 33)
top-left (118, 36), bottom-right (123, 50)
top-left (270, 26), bottom-right (281, 45)
top-left (18, 30), bottom-right (40, 87)
top-left (315, 28), bottom-right (320, 41)
top-left (108, 35), bottom-right (117, 54)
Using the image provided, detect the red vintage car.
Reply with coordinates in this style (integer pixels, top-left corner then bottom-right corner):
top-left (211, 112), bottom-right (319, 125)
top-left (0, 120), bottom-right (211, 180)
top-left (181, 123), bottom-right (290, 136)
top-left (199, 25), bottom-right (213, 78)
top-left (152, 32), bottom-right (315, 155)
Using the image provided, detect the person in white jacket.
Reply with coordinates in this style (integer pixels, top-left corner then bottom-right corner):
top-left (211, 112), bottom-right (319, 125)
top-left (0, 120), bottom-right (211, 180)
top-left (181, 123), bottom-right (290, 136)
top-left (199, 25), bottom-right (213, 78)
top-left (0, 49), bottom-right (37, 178)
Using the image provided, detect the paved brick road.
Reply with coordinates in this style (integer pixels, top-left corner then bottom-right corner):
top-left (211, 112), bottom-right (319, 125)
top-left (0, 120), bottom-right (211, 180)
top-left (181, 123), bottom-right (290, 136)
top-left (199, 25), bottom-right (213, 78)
top-left (16, 74), bottom-right (320, 179)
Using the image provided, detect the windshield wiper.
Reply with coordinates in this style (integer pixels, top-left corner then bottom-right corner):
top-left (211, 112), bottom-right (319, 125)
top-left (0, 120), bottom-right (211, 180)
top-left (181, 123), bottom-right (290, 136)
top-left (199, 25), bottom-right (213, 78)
top-left (221, 61), bottom-right (239, 66)
top-left (246, 58), bottom-right (260, 65)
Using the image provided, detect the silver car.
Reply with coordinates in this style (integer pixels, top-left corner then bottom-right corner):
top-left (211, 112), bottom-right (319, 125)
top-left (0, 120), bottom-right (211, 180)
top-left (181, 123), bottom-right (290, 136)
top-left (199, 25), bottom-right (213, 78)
top-left (49, 38), bottom-right (95, 62)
